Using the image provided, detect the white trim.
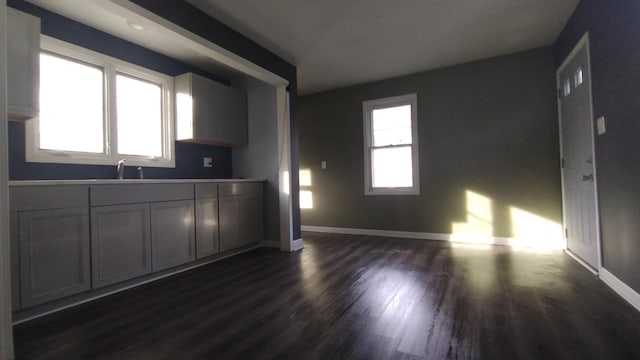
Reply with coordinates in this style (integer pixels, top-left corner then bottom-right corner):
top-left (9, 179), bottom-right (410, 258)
top-left (600, 268), bottom-right (640, 312)
top-left (26, 35), bottom-right (176, 168)
top-left (263, 240), bottom-right (280, 248)
top-left (278, 89), bottom-right (295, 252)
top-left (0, 1), bottom-right (14, 357)
top-left (556, 32), bottom-right (602, 272)
top-left (363, 93), bottom-right (420, 196)
top-left (302, 225), bottom-right (520, 247)
top-left (13, 244), bottom-right (262, 325)
top-left (291, 238), bottom-right (304, 252)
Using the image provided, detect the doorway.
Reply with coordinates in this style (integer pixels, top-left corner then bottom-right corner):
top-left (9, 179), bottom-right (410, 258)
top-left (557, 32), bottom-right (600, 272)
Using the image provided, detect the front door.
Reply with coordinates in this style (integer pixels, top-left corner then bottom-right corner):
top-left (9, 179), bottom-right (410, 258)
top-left (558, 33), bottom-right (599, 270)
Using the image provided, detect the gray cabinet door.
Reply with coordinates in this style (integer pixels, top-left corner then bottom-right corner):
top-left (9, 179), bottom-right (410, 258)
top-left (242, 195), bottom-right (264, 247)
top-left (7, 8), bottom-right (40, 120)
top-left (91, 204), bottom-right (151, 288)
top-left (10, 213), bottom-right (20, 311)
top-left (219, 196), bottom-right (241, 252)
top-left (196, 197), bottom-right (219, 258)
top-left (219, 192), bottom-right (263, 252)
top-left (18, 207), bottom-right (91, 308)
top-left (175, 72), bottom-right (248, 146)
top-left (151, 200), bottom-right (196, 271)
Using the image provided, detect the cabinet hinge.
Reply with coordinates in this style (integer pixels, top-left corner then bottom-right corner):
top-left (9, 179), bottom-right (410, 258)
top-left (565, 228), bottom-right (569, 238)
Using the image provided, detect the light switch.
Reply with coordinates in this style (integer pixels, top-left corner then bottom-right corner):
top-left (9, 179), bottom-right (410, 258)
top-left (321, 161), bottom-right (326, 169)
top-left (596, 116), bottom-right (606, 135)
top-left (203, 157), bottom-right (213, 168)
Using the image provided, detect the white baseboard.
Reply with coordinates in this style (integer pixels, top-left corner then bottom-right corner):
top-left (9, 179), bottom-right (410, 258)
top-left (600, 268), bottom-right (640, 312)
top-left (292, 238), bottom-right (304, 252)
top-left (301, 225), bottom-right (516, 247)
top-left (565, 249), bottom-right (599, 275)
top-left (263, 240), bottom-right (280, 248)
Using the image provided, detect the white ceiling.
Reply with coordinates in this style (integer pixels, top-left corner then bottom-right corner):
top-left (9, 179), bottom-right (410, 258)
top-left (27, 0), bottom-right (580, 95)
top-left (185, 0), bottom-right (579, 95)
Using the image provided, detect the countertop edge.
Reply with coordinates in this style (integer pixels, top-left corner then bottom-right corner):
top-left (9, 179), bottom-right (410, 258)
top-left (9, 178), bottom-right (266, 186)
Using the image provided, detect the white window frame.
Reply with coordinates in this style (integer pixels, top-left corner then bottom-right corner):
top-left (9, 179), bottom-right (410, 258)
top-left (26, 35), bottom-right (175, 168)
top-left (363, 93), bottom-right (420, 195)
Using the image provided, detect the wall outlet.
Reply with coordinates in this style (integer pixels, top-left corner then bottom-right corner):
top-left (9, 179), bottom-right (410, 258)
top-left (321, 161), bottom-right (327, 169)
top-left (203, 157), bottom-right (213, 168)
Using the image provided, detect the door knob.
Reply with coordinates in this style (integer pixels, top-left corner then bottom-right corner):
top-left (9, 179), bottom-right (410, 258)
top-left (582, 174), bottom-right (594, 182)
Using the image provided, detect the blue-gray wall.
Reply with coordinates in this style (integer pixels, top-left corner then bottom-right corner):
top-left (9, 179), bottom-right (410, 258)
top-left (8, 0), bottom-right (232, 180)
top-left (555, 0), bottom-right (640, 293)
top-left (298, 47), bottom-right (562, 239)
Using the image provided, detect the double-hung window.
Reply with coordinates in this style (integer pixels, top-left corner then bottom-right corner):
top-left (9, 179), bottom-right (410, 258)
top-left (363, 93), bottom-right (419, 195)
top-left (26, 35), bottom-right (174, 167)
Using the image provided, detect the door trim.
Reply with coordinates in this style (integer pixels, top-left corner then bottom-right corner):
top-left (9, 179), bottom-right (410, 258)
top-left (556, 32), bottom-right (602, 272)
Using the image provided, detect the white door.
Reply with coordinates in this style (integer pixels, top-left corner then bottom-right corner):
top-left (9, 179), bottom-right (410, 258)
top-left (558, 33), bottom-right (599, 270)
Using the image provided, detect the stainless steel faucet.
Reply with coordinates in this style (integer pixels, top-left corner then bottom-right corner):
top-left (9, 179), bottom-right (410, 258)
top-left (117, 159), bottom-right (126, 179)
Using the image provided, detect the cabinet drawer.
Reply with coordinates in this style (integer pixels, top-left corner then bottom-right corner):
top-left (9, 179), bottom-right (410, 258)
top-left (218, 182), bottom-right (262, 197)
top-left (91, 183), bottom-right (194, 206)
top-left (195, 183), bottom-right (218, 198)
top-left (10, 185), bottom-right (89, 211)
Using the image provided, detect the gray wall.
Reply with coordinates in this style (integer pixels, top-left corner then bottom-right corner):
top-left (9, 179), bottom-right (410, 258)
top-left (232, 78), bottom-right (280, 244)
top-left (298, 47), bottom-right (561, 238)
top-left (555, 0), bottom-right (640, 292)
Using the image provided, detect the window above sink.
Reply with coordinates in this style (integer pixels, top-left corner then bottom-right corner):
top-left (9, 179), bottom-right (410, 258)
top-left (25, 35), bottom-right (175, 168)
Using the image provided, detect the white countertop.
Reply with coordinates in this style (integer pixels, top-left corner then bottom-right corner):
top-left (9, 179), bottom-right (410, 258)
top-left (9, 178), bottom-right (265, 186)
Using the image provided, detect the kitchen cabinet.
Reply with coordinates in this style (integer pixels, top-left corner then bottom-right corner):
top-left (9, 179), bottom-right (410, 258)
top-left (175, 72), bottom-right (248, 146)
top-left (10, 186), bottom-right (90, 308)
top-left (90, 203), bottom-right (151, 289)
top-left (10, 180), bottom-right (263, 314)
top-left (151, 200), bottom-right (195, 271)
top-left (7, 7), bottom-right (40, 121)
top-left (90, 183), bottom-right (194, 287)
top-left (219, 182), bottom-right (263, 252)
top-left (195, 183), bottom-right (220, 258)
top-left (10, 214), bottom-right (19, 311)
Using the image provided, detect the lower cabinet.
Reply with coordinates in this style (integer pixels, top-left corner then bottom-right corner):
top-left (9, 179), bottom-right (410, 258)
top-left (219, 183), bottom-right (263, 252)
top-left (17, 207), bottom-right (91, 308)
top-left (10, 181), bottom-right (263, 311)
top-left (151, 200), bottom-right (195, 271)
top-left (91, 203), bottom-right (152, 289)
top-left (196, 197), bottom-right (220, 258)
top-left (10, 213), bottom-right (20, 311)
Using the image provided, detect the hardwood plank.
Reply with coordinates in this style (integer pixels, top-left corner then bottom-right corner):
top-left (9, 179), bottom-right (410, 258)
top-left (13, 232), bottom-right (640, 359)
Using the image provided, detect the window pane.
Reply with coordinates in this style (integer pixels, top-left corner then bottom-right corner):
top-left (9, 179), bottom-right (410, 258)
top-left (372, 146), bottom-right (413, 188)
top-left (39, 53), bottom-right (104, 152)
top-left (574, 66), bottom-right (583, 87)
top-left (372, 105), bottom-right (411, 146)
top-left (563, 78), bottom-right (571, 96)
top-left (116, 74), bottom-right (162, 157)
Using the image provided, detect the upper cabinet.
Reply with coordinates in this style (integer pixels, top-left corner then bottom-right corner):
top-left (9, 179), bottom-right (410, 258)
top-left (175, 72), bottom-right (248, 146)
top-left (7, 8), bottom-right (40, 121)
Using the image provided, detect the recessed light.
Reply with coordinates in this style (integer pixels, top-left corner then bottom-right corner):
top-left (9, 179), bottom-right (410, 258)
top-left (126, 20), bottom-right (145, 31)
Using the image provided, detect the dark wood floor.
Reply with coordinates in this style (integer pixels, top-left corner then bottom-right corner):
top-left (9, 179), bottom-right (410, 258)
top-left (13, 232), bottom-right (640, 359)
